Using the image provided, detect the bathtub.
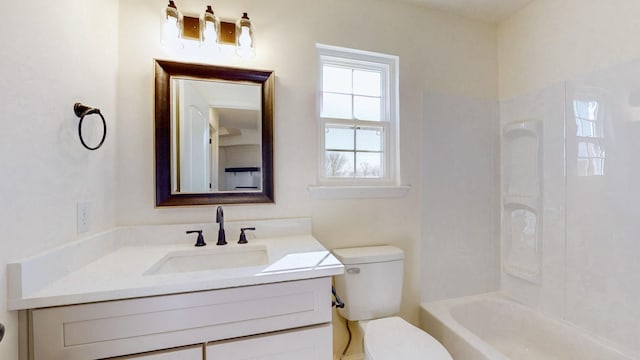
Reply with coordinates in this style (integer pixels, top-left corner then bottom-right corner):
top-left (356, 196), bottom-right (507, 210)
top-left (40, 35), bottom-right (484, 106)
top-left (420, 293), bottom-right (635, 360)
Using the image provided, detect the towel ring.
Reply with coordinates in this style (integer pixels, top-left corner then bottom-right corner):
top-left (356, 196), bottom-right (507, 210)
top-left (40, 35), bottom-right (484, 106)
top-left (74, 103), bottom-right (107, 151)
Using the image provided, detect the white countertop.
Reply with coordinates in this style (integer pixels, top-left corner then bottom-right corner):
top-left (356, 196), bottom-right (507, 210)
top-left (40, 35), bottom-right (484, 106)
top-left (7, 219), bottom-right (344, 310)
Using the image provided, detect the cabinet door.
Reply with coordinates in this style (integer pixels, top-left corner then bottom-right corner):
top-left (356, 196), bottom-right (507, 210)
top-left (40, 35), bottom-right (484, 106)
top-left (115, 345), bottom-right (202, 359)
top-left (206, 324), bottom-right (331, 360)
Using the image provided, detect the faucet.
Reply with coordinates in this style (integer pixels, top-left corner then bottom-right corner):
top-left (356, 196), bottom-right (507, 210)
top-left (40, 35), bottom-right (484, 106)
top-left (216, 206), bottom-right (227, 245)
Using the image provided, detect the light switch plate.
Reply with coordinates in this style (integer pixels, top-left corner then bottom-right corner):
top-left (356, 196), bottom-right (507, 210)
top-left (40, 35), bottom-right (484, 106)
top-left (77, 202), bottom-right (91, 233)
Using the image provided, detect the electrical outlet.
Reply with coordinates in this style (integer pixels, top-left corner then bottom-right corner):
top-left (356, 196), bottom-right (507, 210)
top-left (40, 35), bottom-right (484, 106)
top-left (77, 202), bottom-right (91, 233)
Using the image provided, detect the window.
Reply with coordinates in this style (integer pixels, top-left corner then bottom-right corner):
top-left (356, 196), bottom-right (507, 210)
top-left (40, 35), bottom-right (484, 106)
top-left (316, 44), bottom-right (400, 187)
top-left (573, 92), bottom-right (606, 177)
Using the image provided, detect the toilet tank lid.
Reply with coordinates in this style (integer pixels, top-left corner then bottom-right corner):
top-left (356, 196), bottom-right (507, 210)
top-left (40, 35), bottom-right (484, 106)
top-left (332, 245), bottom-right (404, 265)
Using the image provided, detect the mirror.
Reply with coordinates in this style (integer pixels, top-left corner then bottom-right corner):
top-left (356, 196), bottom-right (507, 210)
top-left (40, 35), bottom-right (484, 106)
top-left (155, 60), bottom-right (274, 206)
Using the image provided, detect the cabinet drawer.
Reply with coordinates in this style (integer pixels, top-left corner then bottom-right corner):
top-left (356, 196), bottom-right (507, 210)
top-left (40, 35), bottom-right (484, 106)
top-left (29, 277), bottom-right (331, 360)
top-left (206, 323), bottom-right (332, 360)
top-left (112, 345), bottom-right (203, 359)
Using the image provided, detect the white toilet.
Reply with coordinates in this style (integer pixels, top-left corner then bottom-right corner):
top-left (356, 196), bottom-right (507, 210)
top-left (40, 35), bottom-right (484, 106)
top-left (333, 245), bottom-right (452, 360)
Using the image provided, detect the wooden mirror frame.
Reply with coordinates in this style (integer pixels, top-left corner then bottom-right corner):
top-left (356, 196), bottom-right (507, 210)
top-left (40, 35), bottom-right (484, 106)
top-left (154, 60), bottom-right (274, 206)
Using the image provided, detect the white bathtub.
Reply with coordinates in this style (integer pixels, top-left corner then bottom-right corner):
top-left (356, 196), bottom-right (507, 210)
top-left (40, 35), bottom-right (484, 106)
top-left (420, 293), bottom-right (635, 360)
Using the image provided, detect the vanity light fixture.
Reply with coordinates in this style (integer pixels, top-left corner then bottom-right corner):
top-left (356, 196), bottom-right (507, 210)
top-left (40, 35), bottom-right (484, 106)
top-left (162, 1), bottom-right (255, 57)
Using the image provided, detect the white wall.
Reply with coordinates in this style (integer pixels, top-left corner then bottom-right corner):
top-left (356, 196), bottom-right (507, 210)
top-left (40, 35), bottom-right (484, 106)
top-left (499, 0), bottom-right (640, 353)
top-left (499, 0), bottom-right (640, 100)
top-left (0, 0), bottom-right (119, 358)
top-left (421, 93), bottom-right (500, 302)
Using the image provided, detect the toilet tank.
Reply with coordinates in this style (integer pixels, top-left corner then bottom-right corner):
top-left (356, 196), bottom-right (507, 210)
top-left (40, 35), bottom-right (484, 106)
top-left (332, 246), bottom-right (404, 321)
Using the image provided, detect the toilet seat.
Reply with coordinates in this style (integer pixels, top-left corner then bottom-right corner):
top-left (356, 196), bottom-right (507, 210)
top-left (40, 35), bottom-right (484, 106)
top-left (363, 317), bottom-right (453, 360)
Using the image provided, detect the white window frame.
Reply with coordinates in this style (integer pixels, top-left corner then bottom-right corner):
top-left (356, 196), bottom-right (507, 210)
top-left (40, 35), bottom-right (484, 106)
top-left (315, 44), bottom-right (401, 190)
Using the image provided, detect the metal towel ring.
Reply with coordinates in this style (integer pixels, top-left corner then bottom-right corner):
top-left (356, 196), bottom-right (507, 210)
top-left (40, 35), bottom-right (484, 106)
top-left (74, 102), bottom-right (107, 150)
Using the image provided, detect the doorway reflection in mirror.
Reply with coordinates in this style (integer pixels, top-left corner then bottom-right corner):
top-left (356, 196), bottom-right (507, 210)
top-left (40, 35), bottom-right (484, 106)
top-left (171, 78), bottom-right (262, 193)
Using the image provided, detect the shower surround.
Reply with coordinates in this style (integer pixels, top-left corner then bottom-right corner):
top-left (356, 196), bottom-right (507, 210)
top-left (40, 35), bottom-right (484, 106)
top-left (500, 60), bottom-right (640, 355)
top-left (421, 59), bottom-right (640, 358)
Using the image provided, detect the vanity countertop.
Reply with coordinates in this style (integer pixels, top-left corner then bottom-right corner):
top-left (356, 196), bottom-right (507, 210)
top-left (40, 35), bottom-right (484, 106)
top-left (7, 219), bottom-right (344, 310)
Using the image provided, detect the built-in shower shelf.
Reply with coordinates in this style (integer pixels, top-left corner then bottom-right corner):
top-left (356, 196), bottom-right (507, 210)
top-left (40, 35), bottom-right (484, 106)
top-left (502, 202), bottom-right (542, 284)
top-left (502, 119), bottom-right (541, 137)
top-left (503, 195), bottom-right (538, 210)
top-left (501, 119), bottom-right (543, 284)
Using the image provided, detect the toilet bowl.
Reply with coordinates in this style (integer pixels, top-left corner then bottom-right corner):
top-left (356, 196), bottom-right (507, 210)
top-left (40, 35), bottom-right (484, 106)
top-left (333, 246), bottom-right (452, 360)
top-left (362, 317), bottom-right (452, 360)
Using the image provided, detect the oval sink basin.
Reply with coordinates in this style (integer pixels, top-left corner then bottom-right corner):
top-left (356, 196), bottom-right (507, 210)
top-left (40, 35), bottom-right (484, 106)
top-left (145, 245), bottom-right (269, 275)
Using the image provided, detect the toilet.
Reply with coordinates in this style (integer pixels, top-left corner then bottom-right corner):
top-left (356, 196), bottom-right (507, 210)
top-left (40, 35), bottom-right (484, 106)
top-left (333, 246), bottom-right (452, 360)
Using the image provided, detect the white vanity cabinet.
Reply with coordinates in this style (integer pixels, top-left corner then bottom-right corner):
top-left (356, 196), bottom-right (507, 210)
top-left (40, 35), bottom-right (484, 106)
top-left (25, 277), bottom-right (333, 360)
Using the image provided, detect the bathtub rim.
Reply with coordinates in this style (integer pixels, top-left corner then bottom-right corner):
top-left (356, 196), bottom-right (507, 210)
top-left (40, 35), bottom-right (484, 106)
top-left (419, 292), bottom-right (637, 360)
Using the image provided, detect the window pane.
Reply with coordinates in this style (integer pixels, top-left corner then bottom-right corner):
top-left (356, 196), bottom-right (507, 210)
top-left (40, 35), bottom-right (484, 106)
top-left (592, 158), bottom-right (605, 176)
top-left (573, 99), bottom-right (601, 137)
top-left (322, 93), bottom-right (352, 119)
top-left (354, 96), bottom-right (381, 121)
top-left (323, 65), bottom-right (352, 94)
top-left (573, 100), bottom-right (590, 120)
top-left (356, 126), bottom-right (383, 151)
top-left (326, 151), bottom-right (354, 177)
top-left (356, 152), bottom-right (382, 177)
top-left (587, 142), bottom-right (601, 157)
top-left (577, 119), bottom-right (595, 137)
top-left (353, 70), bottom-right (381, 96)
top-left (326, 125), bottom-right (354, 150)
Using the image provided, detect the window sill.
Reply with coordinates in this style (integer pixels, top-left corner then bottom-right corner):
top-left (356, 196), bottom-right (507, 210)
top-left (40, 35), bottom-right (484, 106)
top-left (308, 185), bottom-right (411, 199)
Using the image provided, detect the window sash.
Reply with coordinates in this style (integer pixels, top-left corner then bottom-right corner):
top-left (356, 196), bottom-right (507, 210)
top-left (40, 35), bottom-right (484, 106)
top-left (320, 117), bottom-right (392, 183)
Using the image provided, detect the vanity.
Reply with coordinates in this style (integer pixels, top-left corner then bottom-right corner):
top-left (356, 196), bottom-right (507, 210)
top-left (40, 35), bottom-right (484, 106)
top-left (7, 218), bottom-right (343, 360)
top-left (5, 60), bottom-right (341, 359)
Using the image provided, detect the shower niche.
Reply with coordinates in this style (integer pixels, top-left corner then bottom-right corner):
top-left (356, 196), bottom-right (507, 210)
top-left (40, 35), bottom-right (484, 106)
top-left (501, 120), bottom-right (543, 283)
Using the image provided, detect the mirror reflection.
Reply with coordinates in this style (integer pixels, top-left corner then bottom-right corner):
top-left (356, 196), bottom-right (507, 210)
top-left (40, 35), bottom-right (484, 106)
top-left (171, 78), bottom-right (263, 193)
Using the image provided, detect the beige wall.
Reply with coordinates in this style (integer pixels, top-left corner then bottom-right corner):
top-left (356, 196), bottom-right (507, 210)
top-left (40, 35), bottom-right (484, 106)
top-left (499, 0), bottom-right (640, 99)
top-left (0, 1), bottom-right (119, 359)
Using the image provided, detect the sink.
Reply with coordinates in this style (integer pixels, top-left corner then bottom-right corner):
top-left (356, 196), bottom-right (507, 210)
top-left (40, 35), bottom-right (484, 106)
top-left (145, 245), bottom-right (269, 275)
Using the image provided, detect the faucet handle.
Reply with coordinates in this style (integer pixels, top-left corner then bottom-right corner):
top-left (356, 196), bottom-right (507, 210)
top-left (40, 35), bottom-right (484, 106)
top-left (238, 227), bottom-right (256, 244)
top-left (186, 230), bottom-right (206, 247)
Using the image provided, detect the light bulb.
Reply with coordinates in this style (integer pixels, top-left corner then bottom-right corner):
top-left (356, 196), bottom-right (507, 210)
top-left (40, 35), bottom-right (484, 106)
top-left (203, 22), bottom-right (217, 44)
top-left (164, 16), bottom-right (179, 37)
top-left (238, 26), bottom-right (252, 49)
top-left (161, 1), bottom-right (182, 49)
top-left (236, 12), bottom-right (254, 57)
top-left (201, 5), bottom-right (219, 48)
top-left (162, 16), bottom-right (182, 49)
